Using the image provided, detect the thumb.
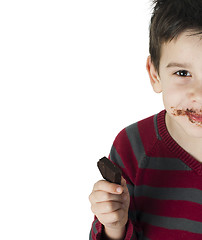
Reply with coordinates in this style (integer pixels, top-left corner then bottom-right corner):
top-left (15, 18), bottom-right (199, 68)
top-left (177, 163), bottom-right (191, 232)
top-left (121, 176), bottom-right (127, 187)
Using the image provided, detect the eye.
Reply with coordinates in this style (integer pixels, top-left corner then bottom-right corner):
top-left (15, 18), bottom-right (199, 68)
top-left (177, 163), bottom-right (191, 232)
top-left (175, 70), bottom-right (191, 77)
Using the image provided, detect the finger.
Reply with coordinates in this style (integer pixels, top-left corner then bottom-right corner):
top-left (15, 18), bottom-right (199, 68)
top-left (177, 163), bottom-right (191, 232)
top-left (91, 201), bottom-right (122, 214)
top-left (121, 177), bottom-right (128, 189)
top-left (89, 191), bottom-right (124, 204)
top-left (121, 176), bottom-right (126, 186)
top-left (120, 177), bottom-right (130, 208)
top-left (93, 180), bottom-right (123, 194)
top-left (121, 177), bottom-right (129, 194)
top-left (99, 208), bottom-right (125, 224)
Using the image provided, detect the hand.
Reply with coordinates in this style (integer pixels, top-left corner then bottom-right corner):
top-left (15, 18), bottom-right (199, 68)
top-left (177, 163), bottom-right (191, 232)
top-left (89, 177), bottom-right (130, 239)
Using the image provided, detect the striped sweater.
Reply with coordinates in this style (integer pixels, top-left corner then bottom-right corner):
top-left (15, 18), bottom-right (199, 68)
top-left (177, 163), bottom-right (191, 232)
top-left (89, 110), bottom-right (202, 240)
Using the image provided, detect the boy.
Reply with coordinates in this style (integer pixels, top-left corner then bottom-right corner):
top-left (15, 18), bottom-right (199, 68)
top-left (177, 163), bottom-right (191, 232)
top-left (89, 0), bottom-right (202, 239)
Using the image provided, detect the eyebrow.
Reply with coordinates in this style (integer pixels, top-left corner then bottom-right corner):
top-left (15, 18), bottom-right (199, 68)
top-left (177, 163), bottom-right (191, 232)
top-left (166, 62), bottom-right (191, 68)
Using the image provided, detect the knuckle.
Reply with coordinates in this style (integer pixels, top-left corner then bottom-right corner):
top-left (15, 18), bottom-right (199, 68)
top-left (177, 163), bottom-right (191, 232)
top-left (90, 191), bottom-right (111, 205)
top-left (111, 211), bottom-right (120, 222)
top-left (88, 193), bottom-right (93, 202)
top-left (106, 202), bottom-right (113, 212)
top-left (93, 182), bottom-right (97, 190)
top-left (104, 192), bottom-right (110, 201)
top-left (93, 180), bottom-right (103, 190)
top-left (91, 204), bottom-right (96, 214)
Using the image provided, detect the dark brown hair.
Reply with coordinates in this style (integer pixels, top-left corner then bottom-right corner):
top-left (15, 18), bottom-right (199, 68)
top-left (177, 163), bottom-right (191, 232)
top-left (149, 0), bottom-right (202, 73)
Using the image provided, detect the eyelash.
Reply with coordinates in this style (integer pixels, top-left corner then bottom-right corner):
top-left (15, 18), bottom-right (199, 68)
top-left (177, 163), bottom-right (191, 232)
top-left (174, 70), bottom-right (192, 77)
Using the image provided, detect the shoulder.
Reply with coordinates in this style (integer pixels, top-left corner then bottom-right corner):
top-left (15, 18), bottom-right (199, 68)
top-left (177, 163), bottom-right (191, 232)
top-left (109, 111), bottom-right (165, 182)
top-left (112, 111), bottom-right (164, 160)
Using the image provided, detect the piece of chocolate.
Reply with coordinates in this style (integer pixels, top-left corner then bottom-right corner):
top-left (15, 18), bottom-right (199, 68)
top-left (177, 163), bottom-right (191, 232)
top-left (97, 157), bottom-right (122, 185)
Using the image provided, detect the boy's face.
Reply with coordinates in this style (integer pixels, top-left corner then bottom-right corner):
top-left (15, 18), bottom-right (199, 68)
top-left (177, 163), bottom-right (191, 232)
top-left (148, 30), bottom-right (202, 138)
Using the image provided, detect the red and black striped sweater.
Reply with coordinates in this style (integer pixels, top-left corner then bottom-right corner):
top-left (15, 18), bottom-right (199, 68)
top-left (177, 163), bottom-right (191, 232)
top-left (90, 110), bottom-right (202, 240)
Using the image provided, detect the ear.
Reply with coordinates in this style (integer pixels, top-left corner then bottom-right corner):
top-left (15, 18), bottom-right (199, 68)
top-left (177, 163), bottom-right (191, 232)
top-left (146, 56), bottom-right (162, 93)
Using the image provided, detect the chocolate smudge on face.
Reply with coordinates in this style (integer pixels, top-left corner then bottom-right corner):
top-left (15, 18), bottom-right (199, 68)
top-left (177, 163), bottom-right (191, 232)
top-left (171, 107), bottom-right (202, 126)
top-left (171, 107), bottom-right (187, 116)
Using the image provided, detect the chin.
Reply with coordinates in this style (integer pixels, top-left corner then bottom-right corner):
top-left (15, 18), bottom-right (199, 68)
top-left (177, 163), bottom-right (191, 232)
top-left (185, 126), bottom-right (202, 138)
top-left (167, 109), bottom-right (202, 139)
top-left (180, 119), bottom-right (202, 138)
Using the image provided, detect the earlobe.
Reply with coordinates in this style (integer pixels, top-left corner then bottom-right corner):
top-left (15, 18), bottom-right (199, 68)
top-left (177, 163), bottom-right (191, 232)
top-left (146, 56), bottom-right (162, 93)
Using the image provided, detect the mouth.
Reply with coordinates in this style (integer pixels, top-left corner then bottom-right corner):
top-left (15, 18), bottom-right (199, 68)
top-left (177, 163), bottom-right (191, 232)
top-left (171, 107), bottom-right (202, 125)
top-left (186, 109), bottom-right (202, 123)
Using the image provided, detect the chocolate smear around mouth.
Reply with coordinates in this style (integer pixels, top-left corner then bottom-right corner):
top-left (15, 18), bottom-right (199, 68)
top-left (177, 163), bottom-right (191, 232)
top-left (171, 107), bottom-right (202, 125)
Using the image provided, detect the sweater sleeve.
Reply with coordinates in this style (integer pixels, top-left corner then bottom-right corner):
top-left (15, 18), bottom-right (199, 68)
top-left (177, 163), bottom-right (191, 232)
top-left (89, 217), bottom-right (137, 240)
top-left (89, 216), bottom-right (103, 240)
top-left (89, 127), bottom-right (140, 240)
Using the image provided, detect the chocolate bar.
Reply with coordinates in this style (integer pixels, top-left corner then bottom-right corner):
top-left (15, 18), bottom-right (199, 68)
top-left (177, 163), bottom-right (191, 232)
top-left (97, 157), bottom-right (122, 185)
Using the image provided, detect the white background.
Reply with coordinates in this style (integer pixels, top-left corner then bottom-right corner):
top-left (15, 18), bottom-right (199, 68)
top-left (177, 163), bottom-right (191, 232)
top-left (0, 0), bottom-right (164, 239)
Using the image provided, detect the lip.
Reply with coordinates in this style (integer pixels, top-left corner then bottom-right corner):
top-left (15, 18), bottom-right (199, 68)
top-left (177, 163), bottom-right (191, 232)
top-left (171, 107), bottom-right (202, 124)
top-left (186, 110), bottom-right (202, 123)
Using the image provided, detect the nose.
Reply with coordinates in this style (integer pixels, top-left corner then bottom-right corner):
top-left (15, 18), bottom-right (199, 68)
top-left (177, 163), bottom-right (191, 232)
top-left (187, 82), bottom-right (202, 104)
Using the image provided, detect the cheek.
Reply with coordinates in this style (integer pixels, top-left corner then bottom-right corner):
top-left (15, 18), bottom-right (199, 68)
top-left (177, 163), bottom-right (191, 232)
top-left (161, 80), bottom-right (188, 108)
top-left (162, 87), bottom-right (181, 108)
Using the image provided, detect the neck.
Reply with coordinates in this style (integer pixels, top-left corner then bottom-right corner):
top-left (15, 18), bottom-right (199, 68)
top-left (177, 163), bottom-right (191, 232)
top-left (165, 112), bottom-right (202, 163)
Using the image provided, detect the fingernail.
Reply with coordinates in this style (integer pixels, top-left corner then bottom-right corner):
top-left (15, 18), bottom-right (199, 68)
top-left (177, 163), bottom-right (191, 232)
top-left (116, 187), bottom-right (122, 193)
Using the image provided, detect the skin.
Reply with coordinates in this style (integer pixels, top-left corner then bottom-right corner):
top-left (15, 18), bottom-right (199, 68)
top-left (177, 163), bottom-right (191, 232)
top-left (147, 30), bottom-right (202, 162)
top-left (89, 30), bottom-right (202, 240)
top-left (89, 177), bottom-right (130, 240)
